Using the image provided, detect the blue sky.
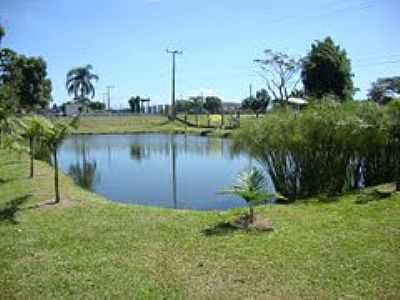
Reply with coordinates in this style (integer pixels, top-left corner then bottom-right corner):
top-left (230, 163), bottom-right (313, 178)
top-left (1, 0), bottom-right (399, 108)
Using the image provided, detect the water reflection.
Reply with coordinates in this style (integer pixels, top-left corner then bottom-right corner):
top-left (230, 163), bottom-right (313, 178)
top-left (67, 143), bottom-right (99, 190)
top-left (130, 144), bottom-right (150, 162)
top-left (69, 160), bottom-right (98, 190)
top-left (58, 134), bottom-right (265, 210)
top-left (171, 134), bottom-right (177, 208)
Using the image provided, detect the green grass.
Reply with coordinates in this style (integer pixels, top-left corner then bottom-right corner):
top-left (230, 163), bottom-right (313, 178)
top-left (1, 149), bottom-right (399, 298)
top-left (58, 115), bottom-right (233, 137)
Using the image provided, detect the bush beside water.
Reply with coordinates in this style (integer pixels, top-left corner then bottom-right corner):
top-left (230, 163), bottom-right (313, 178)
top-left (234, 99), bottom-right (400, 200)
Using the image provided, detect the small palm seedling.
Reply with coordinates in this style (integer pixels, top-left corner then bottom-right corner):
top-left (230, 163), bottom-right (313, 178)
top-left (220, 167), bottom-right (275, 225)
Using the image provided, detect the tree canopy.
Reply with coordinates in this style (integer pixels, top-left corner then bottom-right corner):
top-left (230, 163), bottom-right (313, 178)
top-left (203, 96), bottom-right (222, 114)
top-left (241, 89), bottom-right (271, 117)
top-left (368, 76), bottom-right (400, 105)
top-left (14, 55), bottom-right (52, 110)
top-left (0, 50), bottom-right (52, 111)
top-left (254, 49), bottom-right (302, 104)
top-left (66, 65), bottom-right (98, 102)
top-left (301, 37), bottom-right (354, 101)
top-left (89, 101), bottom-right (106, 111)
top-left (128, 96), bottom-right (142, 113)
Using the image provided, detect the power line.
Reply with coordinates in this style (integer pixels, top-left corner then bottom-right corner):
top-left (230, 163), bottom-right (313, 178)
top-left (260, 0), bottom-right (379, 29)
top-left (354, 59), bottom-right (400, 68)
top-left (260, 0), bottom-right (382, 50)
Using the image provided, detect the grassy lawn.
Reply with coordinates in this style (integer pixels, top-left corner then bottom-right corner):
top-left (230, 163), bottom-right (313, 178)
top-left (58, 115), bottom-right (233, 137)
top-left (1, 149), bottom-right (399, 298)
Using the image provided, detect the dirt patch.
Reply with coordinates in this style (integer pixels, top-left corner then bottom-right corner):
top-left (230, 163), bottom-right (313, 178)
top-left (34, 197), bottom-right (77, 210)
top-left (231, 214), bottom-right (273, 231)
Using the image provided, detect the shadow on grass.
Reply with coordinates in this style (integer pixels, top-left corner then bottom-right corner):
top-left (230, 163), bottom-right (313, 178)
top-left (201, 221), bottom-right (240, 236)
top-left (0, 194), bottom-right (32, 224)
top-left (355, 191), bottom-right (395, 205)
top-left (318, 194), bottom-right (341, 203)
top-left (0, 177), bottom-right (14, 185)
top-left (0, 160), bottom-right (24, 167)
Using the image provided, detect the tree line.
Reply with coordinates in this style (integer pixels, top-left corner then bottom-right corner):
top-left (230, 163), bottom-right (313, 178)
top-left (243, 37), bottom-right (399, 116)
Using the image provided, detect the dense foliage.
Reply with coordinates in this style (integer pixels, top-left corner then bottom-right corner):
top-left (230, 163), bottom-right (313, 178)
top-left (0, 49), bottom-right (52, 111)
top-left (203, 96), bottom-right (222, 114)
top-left (241, 89), bottom-right (271, 117)
top-left (128, 96), bottom-right (150, 113)
top-left (302, 37), bottom-right (354, 101)
top-left (368, 76), bottom-right (400, 105)
top-left (66, 64), bottom-right (98, 101)
top-left (235, 99), bottom-right (399, 200)
top-left (89, 101), bottom-right (106, 110)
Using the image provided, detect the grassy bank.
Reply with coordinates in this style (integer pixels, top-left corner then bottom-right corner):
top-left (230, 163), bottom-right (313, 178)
top-left (1, 149), bottom-right (399, 298)
top-left (58, 115), bottom-right (233, 137)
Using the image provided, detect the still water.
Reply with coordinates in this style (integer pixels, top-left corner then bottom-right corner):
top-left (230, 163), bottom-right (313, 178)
top-left (58, 134), bottom-right (268, 210)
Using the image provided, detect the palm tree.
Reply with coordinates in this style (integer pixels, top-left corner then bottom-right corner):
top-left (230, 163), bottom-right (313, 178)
top-left (17, 116), bottom-right (48, 178)
top-left (220, 168), bottom-right (275, 223)
top-left (66, 65), bottom-right (99, 102)
top-left (43, 116), bottom-right (79, 203)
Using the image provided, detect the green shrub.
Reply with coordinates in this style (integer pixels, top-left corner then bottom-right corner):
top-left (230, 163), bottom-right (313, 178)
top-left (234, 99), bottom-right (396, 200)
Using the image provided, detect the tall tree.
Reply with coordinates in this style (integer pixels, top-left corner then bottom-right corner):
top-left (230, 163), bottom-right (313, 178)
top-left (302, 37), bottom-right (354, 101)
top-left (175, 99), bottom-right (194, 113)
top-left (66, 65), bottom-right (99, 102)
top-left (386, 100), bottom-right (400, 191)
top-left (254, 49), bottom-right (302, 104)
top-left (0, 48), bottom-right (18, 85)
top-left (13, 56), bottom-right (52, 110)
top-left (128, 96), bottom-right (141, 113)
top-left (204, 96), bottom-right (222, 114)
top-left (368, 76), bottom-right (400, 105)
top-left (241, 89), bottom-right (271, 117)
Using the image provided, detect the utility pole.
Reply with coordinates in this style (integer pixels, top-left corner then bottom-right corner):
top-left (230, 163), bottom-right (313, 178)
top-left (166, 49), bottom-right (183, 120)
top-left (102, 93), bottom-right (107, 107)
top-left (106, 85), bottom-right (115, 110)
top-left (249, 84), bottom-right (253, 99)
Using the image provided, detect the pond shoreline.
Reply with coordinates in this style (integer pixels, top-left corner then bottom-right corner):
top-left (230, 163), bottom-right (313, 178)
top-left (59, 133), bottom-right (248, 210)
top-left (72, 128), bottom-right (233, 138)
top-left (1, 148), bottom-right (399, 298)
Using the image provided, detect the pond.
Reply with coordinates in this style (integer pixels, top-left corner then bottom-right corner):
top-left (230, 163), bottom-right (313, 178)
top-left (58, 134), bottom-right (272, 210)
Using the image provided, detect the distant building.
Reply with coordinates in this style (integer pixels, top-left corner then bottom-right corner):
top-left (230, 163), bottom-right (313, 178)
top-left (222, 102), bottom-right (241, 113)
top-left (287, 97), bottom-right (308, 111)
top-left (63, 102), bottom-right (91, 116)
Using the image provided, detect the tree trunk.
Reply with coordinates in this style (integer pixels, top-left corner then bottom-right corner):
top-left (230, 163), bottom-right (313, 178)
top-left (29, 137), bottom-right (34, 178)
top-left (54, 149), bottom-right (60, 203)
top-left (0, 127), bottom-right (3, 148)
top-left (396, 153), bottom-right (400, 191)
top-left (249, 205), bottom-right (254, 224)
